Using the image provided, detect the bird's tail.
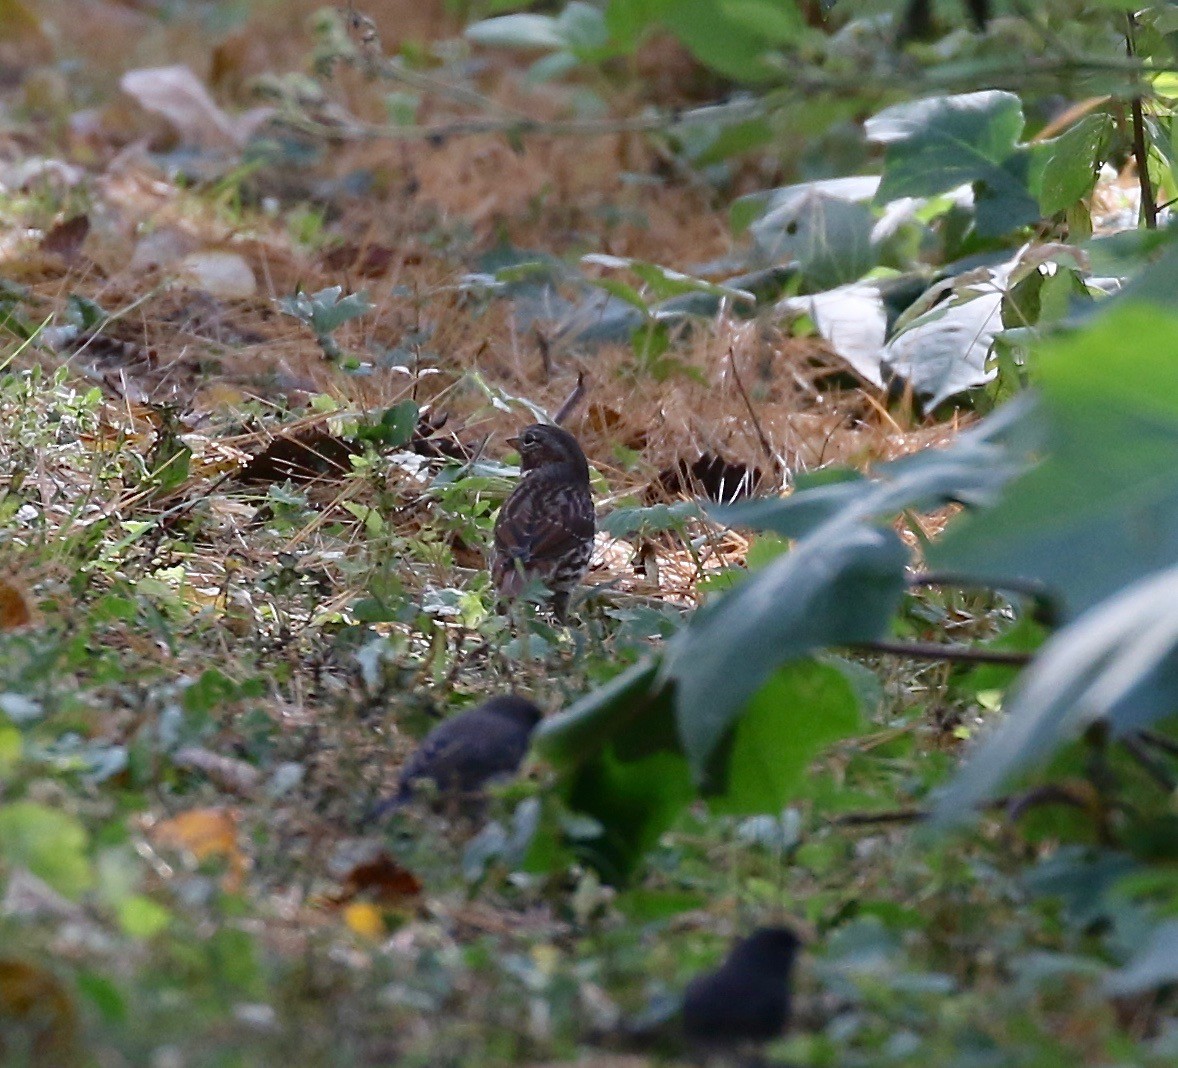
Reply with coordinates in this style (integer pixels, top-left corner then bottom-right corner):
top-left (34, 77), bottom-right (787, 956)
top-left (359, 789), bottom-right (411, 828)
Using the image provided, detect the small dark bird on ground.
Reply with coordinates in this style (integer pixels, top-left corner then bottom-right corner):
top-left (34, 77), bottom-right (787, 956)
top-left (365, 695), bottom-right (542, 822)
top-left (491, 423), bottom-right (595, 622)
top-left (900, 0), bottom-right (989, 40)
top-left (682, 926), bottom-right (801, 1047)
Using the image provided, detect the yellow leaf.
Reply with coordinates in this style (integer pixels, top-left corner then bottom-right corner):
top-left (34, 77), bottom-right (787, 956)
top-left (343, 902), bottom-right (385, 939)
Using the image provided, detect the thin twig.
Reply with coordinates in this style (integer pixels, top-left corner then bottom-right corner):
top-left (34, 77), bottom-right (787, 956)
top-left (726, 345), bottom-right (776, 468)
top-left (1122, 735), bottom-right (1176, 791)
top-left (553, 371), bottom-right (586, 426)
top-left (829, 808), bottom-right (925, 827)
top-left (910, 570), bottom-right (1055, 604)
top-left (1138, 729), bottom-right (1178, 760)
top-left (1125, 13), bottom-right (1158, 229)
top-left (535, 328), bottom-right (552, 382)
top-left (851, 639), bottom-right (1033, 666)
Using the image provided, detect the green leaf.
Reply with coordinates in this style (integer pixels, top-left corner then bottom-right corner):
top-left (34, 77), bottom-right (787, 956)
top-left (867, 91), bottom-right (1041, 236)
top-left (707, 659), bottom-right (862, 815)
top-left (599, 501), bottom-right (700, 539)
top-left (668, 522), bottom-right (907, 776)
top-left (605, 0), bottom-right (671, 52)
top-left (658, 0), bottom-right (783, 81)
top-left (1105, 920), bottom-right (1178, 995)
top-left (1037, 114), bottom-right (1113, 215)
top-left (359, 400), bottom-right (420, 448)
top-left (117, 894), bottom-right (173, 939)
top-left (565, 744), bottom-right (695, 884)
top-left (934, 565), bottom-right (1178, 823)
top-left (465, 13), bottom-right (566, 50)
top-left (0, 802), bottom-right (93, 898)
top-left (532, 658), bottom-right (666, 769)
top-left (931, 303), bottom-right (1178, 617)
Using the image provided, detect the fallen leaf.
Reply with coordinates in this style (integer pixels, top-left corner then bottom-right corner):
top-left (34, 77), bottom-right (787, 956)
top-left (172, 747), bottom-right (261, 798)
top-left (39, 213), bottom-right (90, 263)
top-left (0, 958), bottom-right (77, 1062)
top-left (343, 902), bottom-right (386, 939)
top-left (151, 807), bottom-right (247, 891)
top-left (235, 432), bottom-right (361, 485)
top-left (320, 242), bottom-right (397, 278)
top-left (326, 840), bottom-right (422, 908)
top-left (655, 451), bottom-right (764, 503)
top-left (177, 251), bottom-right (257, 299)
top-left (120, 65), bottom-right (270, 150)
top-left (0, 579), bottom-right (34, 631)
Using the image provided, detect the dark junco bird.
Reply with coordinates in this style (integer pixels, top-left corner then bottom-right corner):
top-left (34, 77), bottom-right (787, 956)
top-left (366, 695), bottom-right (542, 822)
top-left (491, 423), bottom-right (595, 622)
top-left (900, 0), bottom-right (988, 39)
top-left (682, 926), bottom-right (800, 1046)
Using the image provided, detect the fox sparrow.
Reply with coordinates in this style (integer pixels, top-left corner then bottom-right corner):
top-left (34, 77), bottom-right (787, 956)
top-left (491, 423), bottom-right (595, 621)
top-left (682, 926), bottom-right (800, 1045)
top-left (366, 694), bottom-right (542, 821)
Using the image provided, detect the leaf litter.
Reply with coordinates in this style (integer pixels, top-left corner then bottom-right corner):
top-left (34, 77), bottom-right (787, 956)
top-left (0, 0), bottom-right (1136, 1063)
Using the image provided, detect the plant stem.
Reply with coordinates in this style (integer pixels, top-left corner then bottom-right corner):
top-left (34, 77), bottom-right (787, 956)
top-left (852, 639), bottom-right (1032, 665)
top-left (1125, 13), bottom-right (1158, 229)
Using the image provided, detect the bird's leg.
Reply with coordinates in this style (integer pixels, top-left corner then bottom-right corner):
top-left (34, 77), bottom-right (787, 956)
top-left (551, 589), bottom-right (570, 624)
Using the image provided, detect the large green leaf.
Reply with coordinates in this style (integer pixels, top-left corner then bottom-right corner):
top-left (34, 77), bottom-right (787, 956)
top-left (531, 658), bottom-right (666, 769)
top-left (706, 659), bottom-right (862, 815)
top-left (1038, 113), bottom-right (1114, 216)
top-left (1105, 919), bottom-right (1178, 995)
top-left (564, 744), bottom-right (695, 885)
top-left (742, 178), bottom-right (880, 287)
top-left (657, 0), bottom-right (794, 81)
top-left (0, 802), bottom-right (93, 898)
top-left (867, 91), bottom-right (1041, 237)
top-left (931, 304), bottom-right (1178, 617)
top-left (667, 522), bottom-right (907, 776)
top-left (933, 565), bottom-right (1178, 823)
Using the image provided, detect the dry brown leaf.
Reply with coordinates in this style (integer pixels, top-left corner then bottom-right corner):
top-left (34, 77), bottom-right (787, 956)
top-left (151, 806), bottom-right (248, 891)
top-left (172, 746), bottom-right (261, 798)
top-left (325, 840), bottom-right (423, 909)
top-left (39, 213), bottom-right (90, 263)
top-left (0, 958), bottom-right (78, 1062)
top-left (0, 578), bottom-right (34, 631)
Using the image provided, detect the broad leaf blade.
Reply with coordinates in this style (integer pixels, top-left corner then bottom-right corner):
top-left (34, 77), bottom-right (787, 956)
top-left (668, 523), bottom-right (907, 775)
top-left (707, 659), bottom-right (862, 815)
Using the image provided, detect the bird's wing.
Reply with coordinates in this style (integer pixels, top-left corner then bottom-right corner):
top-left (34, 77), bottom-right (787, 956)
top-left (493, 480), bottom-right (595, 570)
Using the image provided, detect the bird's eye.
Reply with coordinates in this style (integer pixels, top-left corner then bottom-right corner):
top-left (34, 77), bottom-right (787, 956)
top-left (521, 431), bottom-right (538, 447)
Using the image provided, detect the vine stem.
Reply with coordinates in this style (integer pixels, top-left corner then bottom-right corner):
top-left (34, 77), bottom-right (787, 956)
top-left (1126, 12), bottom-right (1159, 229)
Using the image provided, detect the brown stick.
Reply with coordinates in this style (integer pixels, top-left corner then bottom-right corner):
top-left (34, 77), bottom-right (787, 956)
top-left (1126, 13), bottom-right (1158, 229)
top-left (553, 371), bottom-right (586, 426)
top-left (851, 638), bottom-right (1032, 666)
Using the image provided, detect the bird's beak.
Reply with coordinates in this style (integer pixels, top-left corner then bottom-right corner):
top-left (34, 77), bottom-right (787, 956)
top-left (506, 436), bottom-right (521, 448)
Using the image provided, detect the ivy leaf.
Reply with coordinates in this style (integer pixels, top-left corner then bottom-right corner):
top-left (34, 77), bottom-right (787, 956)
top-left (1105, 919), bottom-right (1178, 995)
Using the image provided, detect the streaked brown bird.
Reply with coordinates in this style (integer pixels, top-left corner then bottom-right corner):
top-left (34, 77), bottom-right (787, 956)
top-left (365, 694), bottom-right (543, 822)
top-left (491, 423), bottom-right (595, 621)
top-left (682, 926), bottom-right (800, 1046)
